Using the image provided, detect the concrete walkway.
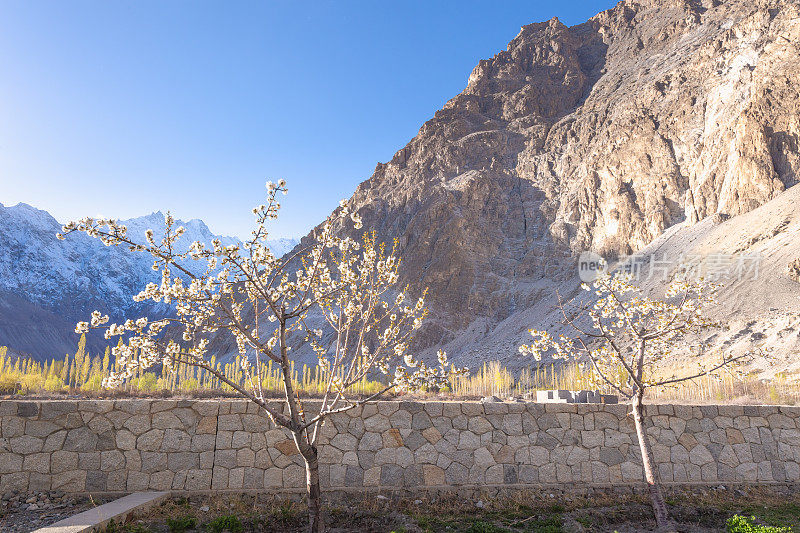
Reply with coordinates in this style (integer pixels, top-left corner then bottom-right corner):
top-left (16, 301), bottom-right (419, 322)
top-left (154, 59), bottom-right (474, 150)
top-left (31, 492), bottom-right (168, 533)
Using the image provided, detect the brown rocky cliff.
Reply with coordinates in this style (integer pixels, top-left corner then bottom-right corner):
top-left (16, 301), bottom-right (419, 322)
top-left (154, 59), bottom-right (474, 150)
top-left (300, 0), bottom-right (800, 364)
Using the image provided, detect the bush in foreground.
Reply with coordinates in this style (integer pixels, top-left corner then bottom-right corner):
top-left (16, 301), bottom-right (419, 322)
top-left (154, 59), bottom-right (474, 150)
top-left (727, 515), bottom-right (792, 533)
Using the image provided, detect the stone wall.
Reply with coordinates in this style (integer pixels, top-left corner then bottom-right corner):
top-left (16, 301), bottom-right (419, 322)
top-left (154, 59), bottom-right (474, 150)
top-left (0, 400), bottom-right (798, 494)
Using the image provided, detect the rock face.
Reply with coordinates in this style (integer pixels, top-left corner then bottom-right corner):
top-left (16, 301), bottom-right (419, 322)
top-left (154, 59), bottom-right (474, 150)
top-left (307, 0), bottom-right (800, 366)
top-left (789, 259), bottom-right (800, 283)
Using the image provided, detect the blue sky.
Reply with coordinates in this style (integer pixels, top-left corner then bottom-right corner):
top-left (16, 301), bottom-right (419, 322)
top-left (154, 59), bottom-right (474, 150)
top-left (0, 0), bottom-right (616, 239)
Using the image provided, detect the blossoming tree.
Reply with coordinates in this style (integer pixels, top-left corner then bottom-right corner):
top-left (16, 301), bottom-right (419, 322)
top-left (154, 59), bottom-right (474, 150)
top-left (59, 180), bottom-right (464, 533)
top-left (519, 270), bottom-right (752, 530)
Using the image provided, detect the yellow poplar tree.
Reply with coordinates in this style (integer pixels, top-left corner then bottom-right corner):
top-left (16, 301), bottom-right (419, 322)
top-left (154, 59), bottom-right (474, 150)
top-left (60, 354), bottom-right (70, 385)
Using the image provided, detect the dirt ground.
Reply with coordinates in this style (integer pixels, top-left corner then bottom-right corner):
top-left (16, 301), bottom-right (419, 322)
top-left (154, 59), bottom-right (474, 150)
top-left (89, 485), bottom-right (800, 532)
top-left (0, 492), bottom-right (115, 533)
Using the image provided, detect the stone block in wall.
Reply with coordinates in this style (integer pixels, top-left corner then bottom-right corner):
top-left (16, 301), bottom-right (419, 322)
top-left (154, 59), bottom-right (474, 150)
top-left (283, 464), bottom-right (304, 488)
top-left (443, 402), bottom-right (464, 417)
top-left (64, 427), bottom-right (97, 451)
top-left (232, 430), bottom-right (251, 449)
top-left (0, 453), bottom-right (22, 474)
top-left (51, 450), bottom-right (78, 473)
top-left (150, 470), bottom-right (174, 491)
top-left (26, 420), bottom-right (59, 437)
top-left (215, 430), bottom-right (233, 450)
top-left (483, 402), bottom-right (509, 415)
top-left (9, 434), bottom-right (43, 454)
top-left (162, 428), bottom-right (192, 452)
top-left (192, 401), bottom-right (219, 417)
top-left (29, 472), bottom-right (51, 491)
top-left (86, 470), bottom-right (106, 491)
top-left (241, 414), bottom-right (269, 433)
top-left (1, 472), bottom-right (29, 492)
top-left (191, 433), bottom-right (215, 452)
top-left (423, 402), bottom-right (443, 417)
top-left (152, 410), bottom-right (182, 429)
top-left (212, 467), bottom-right (229, 490)
top-left (264, 467), bottom-right (282, 488)
top-left (142, 452), bottom-right (168, 472)
top-left (735, 462), bottom-right (756, 481)
top-left (786, 461), bottom-right (800, 481)
top-left (78, 451), bottom-right (101, 470)
top-left (2, 416), bottom-right (25, 438)
top-left (200, 450), bottom-right (215, 470)
top-left (39, 401), bottom-right (77, 420)
top-left (107, 410), bottom-right (131, 430)
top-left (137, 429), bottom-right (164, 451)
top-left (23, 452), bottom-right (50, 474)
top-left (116, 400), bottom-right (150, 415)
top-left (229, 401), bottom-right (248, 414)
top-left (445, 462), bottom-right (468, 484)
top-left (0, 402), bottom-right (18, 416)
top-left (237, 448), bottom-right (255, 467)
top-left (101, 450), bottom-right (125, 471)
top-left (123, 415), bottom-right (151, 436)
top-left (218, 414), bottom-right (243, 431)
top-left (150, 400), bottom-right (178, 413)
top-left (52, 470), bottom-right (85, 492)
top-left (227, 467), bottom-right (243, 489)
top-left (242, 467), bottom-right (264, 489)
top-left (185, 469), bottom-right (212, 490)
top-left (719, 405), bottom-right (745, 417)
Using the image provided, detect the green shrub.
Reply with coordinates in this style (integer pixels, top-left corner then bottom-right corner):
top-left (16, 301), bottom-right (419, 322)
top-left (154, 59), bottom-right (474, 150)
top-left (167, 515), bottom-right (197, 533)
top-left (726, 515), bottom-right (792, 533)
top-left (205, 515), bottom-right (243, 533)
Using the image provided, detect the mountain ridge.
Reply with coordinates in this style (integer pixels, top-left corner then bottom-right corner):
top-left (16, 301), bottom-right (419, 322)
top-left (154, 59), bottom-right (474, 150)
top-left (3, 0), bottom-right (800, 373)
top-left (293, 0), bottom-right (800, 371)
top-left (0, 201), bottom-right (297, 359)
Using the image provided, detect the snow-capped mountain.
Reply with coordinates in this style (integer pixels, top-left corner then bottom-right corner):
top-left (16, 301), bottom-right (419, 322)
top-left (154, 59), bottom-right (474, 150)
top-left (0, 202), bottom-right (297, 359)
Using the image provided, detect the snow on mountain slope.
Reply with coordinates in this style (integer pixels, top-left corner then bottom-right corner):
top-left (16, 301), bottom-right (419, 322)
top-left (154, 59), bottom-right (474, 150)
top-left (0, 202), bottom-right (297, 359)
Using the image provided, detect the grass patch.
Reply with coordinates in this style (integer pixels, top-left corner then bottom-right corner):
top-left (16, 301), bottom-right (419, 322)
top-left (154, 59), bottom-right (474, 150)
top-left (464, 521), bottom-right (510, 533)
top-left (735, 503), bottom-right (800, 529)
top-left (119, 489), bottom-right (800, 533)
top-left (166, 515), bottom-right (197, 533)
top-left (105, 522), bottom-right (154, 533)
top-left (519, 516), bottom-right (563, 533)
top-left (260, 501), bottom-right (305, 529)
top-left (205, 514), bottom-right (243, 533)
top-left (727, 515), bottom-right (793, 532)
top-left (414, 509), bottom-right (563, 532)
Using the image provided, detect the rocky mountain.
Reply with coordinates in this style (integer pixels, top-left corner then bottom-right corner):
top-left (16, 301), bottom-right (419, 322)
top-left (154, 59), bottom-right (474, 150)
top-left (299, 0), bottom-right (800, 372)
top-left (0, 202), bottom-right (296, 359)
top-left (5, 0), bottom-right (799, 375)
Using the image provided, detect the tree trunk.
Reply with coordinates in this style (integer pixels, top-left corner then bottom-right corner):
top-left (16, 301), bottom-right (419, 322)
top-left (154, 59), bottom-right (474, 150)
top-left (298, 441), bottom-right (324, 533)
top-left (631, 392), bottom-right (673, 531)
top-left (278, 316), bottom-right (324, 532)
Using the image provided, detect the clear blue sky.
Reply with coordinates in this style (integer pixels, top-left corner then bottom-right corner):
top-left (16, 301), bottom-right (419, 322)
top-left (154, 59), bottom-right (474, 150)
top-left (0, 0), bottom-right (616, 239)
